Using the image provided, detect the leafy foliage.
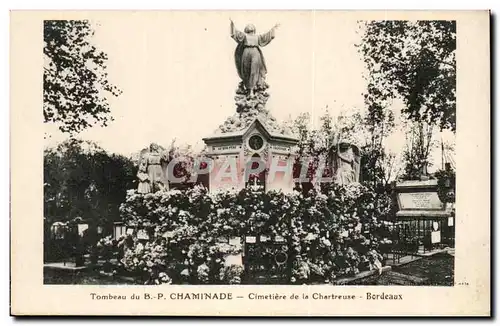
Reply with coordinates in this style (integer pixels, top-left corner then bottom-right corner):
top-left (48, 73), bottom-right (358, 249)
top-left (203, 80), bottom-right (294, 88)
top-left (359, 20), bottom-right (456, 132)
top-left (289, 110), bottom-right (401, 188)
top-left (434, 167), bottom-right (456, 203)
top-left (401, 121), bottom-right (436, 180)
top-left (44, 20), bottom-right (122, 134)
top-left (44, 139), bottom-right (136, 227)
top-left (361, 79), bottom-right (399, 186)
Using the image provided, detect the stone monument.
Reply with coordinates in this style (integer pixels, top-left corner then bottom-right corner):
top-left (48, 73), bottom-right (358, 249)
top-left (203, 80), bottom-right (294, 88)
top-left (394, 179), bottom-right (452, 253)
top-left (395, 180), bottom-right (450, 218)
top-left (328, 139), bottom-right (361, 185)
top-left (136, 143), bottom-right (169, 194)
top-left (202, 21), bottom-right (299, 193)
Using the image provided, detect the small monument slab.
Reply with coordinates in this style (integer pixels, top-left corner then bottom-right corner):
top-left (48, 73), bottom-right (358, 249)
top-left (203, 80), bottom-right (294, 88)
top-left (394, 179), bottom-right (452, 251)
top-left (398, 192), bottom-right (443, 210)
top-left (395, 180), bottom-right (450, 218)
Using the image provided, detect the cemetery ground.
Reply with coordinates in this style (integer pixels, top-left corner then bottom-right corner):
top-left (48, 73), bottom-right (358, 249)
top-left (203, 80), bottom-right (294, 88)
top-left (44, 251), bottom-right (455, 286)
top-left (351, 252), bottom-right (455, 286)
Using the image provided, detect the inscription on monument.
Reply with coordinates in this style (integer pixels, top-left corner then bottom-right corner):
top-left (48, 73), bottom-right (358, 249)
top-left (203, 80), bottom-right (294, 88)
top-left (398, 192), bottom-right (443, 210)
top-left (212, 145), bottom-right (240, 152)
top-left (271, 145), bottom-right (290, 151)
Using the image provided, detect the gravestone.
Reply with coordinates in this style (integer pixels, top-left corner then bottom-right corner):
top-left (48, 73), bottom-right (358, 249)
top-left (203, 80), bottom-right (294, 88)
top-left (395, 180), bottom-right (450, 218)
top-left (394, 180), bottom-right (452, 253)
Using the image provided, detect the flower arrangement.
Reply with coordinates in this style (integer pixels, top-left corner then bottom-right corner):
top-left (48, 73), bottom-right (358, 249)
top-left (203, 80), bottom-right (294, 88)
top-left (93, 234), bottom-right (133, 273)
top-left (95, 235), bottom-right (122, 261)
top-left (220, 265), bottom-right (244, 284)
top-left (109, 182), bottom-right (395, 284)
top-left (120, 240), bottom-right (171, 284)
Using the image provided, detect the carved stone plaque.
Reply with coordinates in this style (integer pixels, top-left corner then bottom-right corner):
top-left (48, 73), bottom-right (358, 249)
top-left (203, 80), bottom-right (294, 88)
top-left (398, 192), bottom-right (443, 210)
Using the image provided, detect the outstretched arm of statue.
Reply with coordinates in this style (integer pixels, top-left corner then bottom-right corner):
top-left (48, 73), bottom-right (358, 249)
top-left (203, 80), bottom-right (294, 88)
top-left (230, 19), bottom-right (245, 43)
top-left (258, 23), bottom-right (279, 47)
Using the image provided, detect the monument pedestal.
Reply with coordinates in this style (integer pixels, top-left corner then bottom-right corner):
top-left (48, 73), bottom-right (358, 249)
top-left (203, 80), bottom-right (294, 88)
top-left (394, 179), bottom-right (453, 253)
top-left (203, 117), bottom-right (298, 193)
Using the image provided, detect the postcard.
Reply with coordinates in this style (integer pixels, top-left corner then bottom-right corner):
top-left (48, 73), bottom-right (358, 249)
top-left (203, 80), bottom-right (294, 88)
top-left (10, 10), bottom-right (490, 316)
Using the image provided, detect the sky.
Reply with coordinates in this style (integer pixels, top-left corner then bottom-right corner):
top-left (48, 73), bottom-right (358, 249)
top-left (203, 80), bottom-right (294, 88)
top-left (44, 11), bottom-right (454, 171)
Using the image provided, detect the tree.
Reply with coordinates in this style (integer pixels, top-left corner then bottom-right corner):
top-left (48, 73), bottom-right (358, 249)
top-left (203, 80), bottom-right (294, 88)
top-left (44, 139), bottom-right (136, 227)
top-left (44, 20), bottom-right (122, 134)
top-left (359, 20), bottom-right (456, 132)
top-left (401, 120), bottom-right (436, 180)
top-left (289, 110), bottom-right (369, 190)
top-left (287, 112), bottom-right (333, 192)
top-left (287, 106), bottom-right (406, 189)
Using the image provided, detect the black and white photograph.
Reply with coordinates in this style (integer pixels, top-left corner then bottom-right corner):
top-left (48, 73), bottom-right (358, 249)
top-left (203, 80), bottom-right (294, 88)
top-left (41, 13), bottom-right (457, 286)
top-left (10, 10), bottom-right (490, 316)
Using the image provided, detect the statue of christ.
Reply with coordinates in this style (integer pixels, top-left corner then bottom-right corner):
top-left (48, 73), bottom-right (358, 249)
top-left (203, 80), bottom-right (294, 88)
top-left (230, 19), bottom-right (280, 97)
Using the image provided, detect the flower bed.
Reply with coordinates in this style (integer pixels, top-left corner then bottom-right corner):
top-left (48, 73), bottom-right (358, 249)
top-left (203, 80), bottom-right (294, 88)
top-left (102, 183), bottom-right (395, 284)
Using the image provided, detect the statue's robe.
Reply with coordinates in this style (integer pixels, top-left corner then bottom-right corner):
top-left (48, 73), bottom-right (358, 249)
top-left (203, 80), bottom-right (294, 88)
top-left (231, 25), bottom-right (275, 91)
top-left (137, 147), bottom-right (169, 193)
top-left (334, 144), bottom-right (361, 185)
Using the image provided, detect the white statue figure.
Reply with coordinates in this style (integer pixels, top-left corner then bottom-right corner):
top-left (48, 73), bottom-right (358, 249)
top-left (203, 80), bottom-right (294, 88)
top-left (137, 143), bottom-right (169, 193)
top-left (230, 19), bottom-right (280, 97)
top-left (333, 142), bottom-right (361, 185)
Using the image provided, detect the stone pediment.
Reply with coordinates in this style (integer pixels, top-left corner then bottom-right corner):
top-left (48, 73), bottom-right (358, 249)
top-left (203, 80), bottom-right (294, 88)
top-left (203, 116), bottom-right (298, 145)
top-left (201, 79), bottom-right (299, 193)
